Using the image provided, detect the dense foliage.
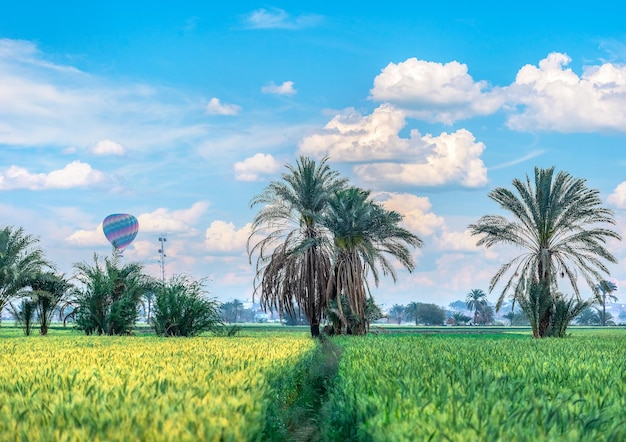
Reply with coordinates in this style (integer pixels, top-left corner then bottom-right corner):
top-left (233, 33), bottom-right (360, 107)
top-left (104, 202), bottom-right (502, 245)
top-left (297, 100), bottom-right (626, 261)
top-left (73, 255), bottom-right (154, 335)
top-left (0, 226), bottom-right (50, 321)
top-left (151, 275), bottom-right (223, 337)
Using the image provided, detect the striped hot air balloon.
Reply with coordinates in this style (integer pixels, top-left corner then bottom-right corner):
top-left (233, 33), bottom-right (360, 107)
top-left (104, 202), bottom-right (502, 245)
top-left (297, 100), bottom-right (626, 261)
top-left (102, 214), bottom-right (139, 251)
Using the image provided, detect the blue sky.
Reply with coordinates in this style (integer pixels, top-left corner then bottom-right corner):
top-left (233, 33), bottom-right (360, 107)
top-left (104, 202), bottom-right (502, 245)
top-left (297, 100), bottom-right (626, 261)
top-left (3, 2), bottom-right (626, 309)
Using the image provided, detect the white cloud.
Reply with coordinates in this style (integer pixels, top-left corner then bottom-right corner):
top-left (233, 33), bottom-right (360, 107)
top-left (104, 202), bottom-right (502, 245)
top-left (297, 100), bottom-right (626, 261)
top-left (608, 182), bottom-right (626, 208)
top-left (299, 105), bottom-right (418, 161)
top-left (65, 225), bottom-right (108, 247)
top-left (234, 153), bottom-right (281, 181)
top-left (89, 139), bottom-right (127, 156)
top-left (370, 58), bottom-right (504, 124)
top-left (374, 192), bottom-right (445, 237)
top-left (137, 202), bottom-right (209, 234)
top-left (261, 81), bottom-right (297, 96)
top-left (0, 160), bottom-right (109, 190)
top-left (0, 38), bottom-right (208, 150)
top-left (299, 104), bottom-right (487, 187)
top-left (242, 8), bottom-right (322, 30)
top-left (354, 128), bottom-right (488, 187)
top-left (506, 52), bottom-right (626, 132)
top-left (434, 229), bottom-right (484, 252)
top-left (206, 97), bottom-right (241, 116)
top-left (204, 221), bottom-right (252, 254)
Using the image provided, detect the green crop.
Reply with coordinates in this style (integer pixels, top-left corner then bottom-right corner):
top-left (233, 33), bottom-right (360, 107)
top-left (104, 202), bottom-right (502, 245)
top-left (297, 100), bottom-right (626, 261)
top-left (323, 333), bottom-right (626, 441)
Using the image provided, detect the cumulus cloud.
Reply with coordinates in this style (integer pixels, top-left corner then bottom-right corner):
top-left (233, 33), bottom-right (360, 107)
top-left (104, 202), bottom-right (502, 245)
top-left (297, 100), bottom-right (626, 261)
top-left (65, 225), bottom-right (108, 247)
top-left (205, 221), bottom-right (252, 254)
top-left (354, 129), bottom-right (488, 187)
top-left (261, 81), bottom-right (297, 96)
top-left (242, 8), bottom-right (322, 30)
top-left (89, 139), bottom-right (127, 156)
top-left (299, 104), bottom-right (487, 187)
top-left (0, 160), bottom-right (109, 190)
top-left (374, 192), bottom-right (445, 237)
top-left (434, 229), bottom-right (484, 252)
top-left (234, 153), bottom-right (281, 181)
top-left (299, 105), bottom-right (419, 161)
top-left (206, 97), bottom-right (241, 116)
top-left (506, 52), bottom-right (626, 132)
top-left (607, 182), bottom-right (626, 208)
top-left (137, 202), bottom-right (209, 234)
top-left (370, 58), bottom-right (504, 124)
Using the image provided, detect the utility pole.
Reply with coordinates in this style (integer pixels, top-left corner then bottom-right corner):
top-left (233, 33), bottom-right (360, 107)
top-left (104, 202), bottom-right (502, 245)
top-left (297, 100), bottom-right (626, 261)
top-left (158, 235), bottom-right (167, 283)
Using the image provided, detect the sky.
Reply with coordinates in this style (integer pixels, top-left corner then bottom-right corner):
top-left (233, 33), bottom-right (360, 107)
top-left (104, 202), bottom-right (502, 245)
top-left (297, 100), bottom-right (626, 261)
top-left (3, 1), bottom-right (626, 310)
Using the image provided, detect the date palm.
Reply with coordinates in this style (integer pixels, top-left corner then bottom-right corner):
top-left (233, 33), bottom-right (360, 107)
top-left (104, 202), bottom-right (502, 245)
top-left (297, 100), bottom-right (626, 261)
top-left (248, 156), bottom-right (348, 337)
top-left (0, 226), bottom-right (49, 322)
top-left (469, 167), bottom-right (620, 337)
top-left (323, 187), bottom-right (422, 335)
top-left (465, 289), bottom-right (487, 324)
top-left (596, 279), bottom-right (618, 326)
top-left (24, 272), bottom-right (73, 335)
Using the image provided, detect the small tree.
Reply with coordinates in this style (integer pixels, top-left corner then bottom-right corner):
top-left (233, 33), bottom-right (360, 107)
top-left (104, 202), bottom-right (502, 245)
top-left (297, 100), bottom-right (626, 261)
top-left (152, 275), bottom-right (223, 337)
top-left (595, 280), bottom-right (618, 326)
top-left (8, 298), bottom-right (37, 336)
top-left (26, 272), bottom-right (73, 335)
top-left (451, 311), bottom-right (471, 326)
top-left (389, 304), bottom-right (405, 324)
top-left (415, 303), bottom-right (446, 325)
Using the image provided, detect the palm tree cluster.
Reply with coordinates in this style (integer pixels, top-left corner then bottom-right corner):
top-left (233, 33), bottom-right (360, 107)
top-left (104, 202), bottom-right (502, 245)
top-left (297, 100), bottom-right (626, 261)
top-left (248, 156), bottom-right (422, 337)
top-left (470, 166), bottom-right (621, 337)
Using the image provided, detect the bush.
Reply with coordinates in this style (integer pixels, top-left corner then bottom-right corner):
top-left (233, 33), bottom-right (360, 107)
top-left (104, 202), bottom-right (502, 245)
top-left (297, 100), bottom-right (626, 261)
top-left (74, 255), bottom-right (153, 335)
top-left (152, 275), bottom-right (223, 337)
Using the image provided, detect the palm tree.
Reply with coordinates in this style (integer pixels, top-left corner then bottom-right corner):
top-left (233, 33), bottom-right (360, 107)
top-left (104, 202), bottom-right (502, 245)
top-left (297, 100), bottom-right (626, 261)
top-left (25, 272), bottom-right (73, 335)
top-left (389, 304), bottom-right (405, 324)
top-left (452, 311), bottom-right (471, 326)
top-left (323, 187), bottom-right (422, 335)
top-left (248, 156), bottom-right (348, 338)
top-left (405, 301), bottom-right (420, 325)
top-left (0, 226), bottom-right (50, 323)
top-left (469, 167), bottom-right (621, 337)
top-left (466, 289), bottom-right (487, 324)
top-left (576, 307), bottom-right (601, 326)
top-left (596, 280), bottom-right (618, 326)
top-left (74, 254), bottom-right (154, 335)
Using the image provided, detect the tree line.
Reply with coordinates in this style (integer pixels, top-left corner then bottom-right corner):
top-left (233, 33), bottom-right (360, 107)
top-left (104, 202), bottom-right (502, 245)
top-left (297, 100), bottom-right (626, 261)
top-left (0, 160), bottom-right (620, 339)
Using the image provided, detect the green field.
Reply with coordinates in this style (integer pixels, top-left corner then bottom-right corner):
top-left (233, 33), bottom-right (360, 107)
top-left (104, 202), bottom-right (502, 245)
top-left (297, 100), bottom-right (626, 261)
top-left (0, 326), bottom-right (625, 441)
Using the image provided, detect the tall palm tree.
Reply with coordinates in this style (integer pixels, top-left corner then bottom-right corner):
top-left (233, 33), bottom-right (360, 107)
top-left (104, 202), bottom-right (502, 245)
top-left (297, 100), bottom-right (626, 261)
top-left (248, 156), bottom-right (348, 337)
top-left (323, 187), bottom-right (422, 335)
top-left (469, 167), bottom-right (620, 337)
top-left (596, 279), bottom-right (618, 326)
top-left (0, 226), bottom-right (50, 323)
top-left (465, 289), bottom-right (487, 324)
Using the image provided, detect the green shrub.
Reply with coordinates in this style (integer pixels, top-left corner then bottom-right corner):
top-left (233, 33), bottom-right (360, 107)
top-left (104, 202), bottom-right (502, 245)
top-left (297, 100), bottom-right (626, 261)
top-left (151, 275), bottom-right (222, 337)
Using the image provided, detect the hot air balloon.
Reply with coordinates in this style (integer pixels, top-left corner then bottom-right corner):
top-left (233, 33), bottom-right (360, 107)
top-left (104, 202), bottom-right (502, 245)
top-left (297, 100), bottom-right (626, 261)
top-left (102, 213), bottom-right (139, 253)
